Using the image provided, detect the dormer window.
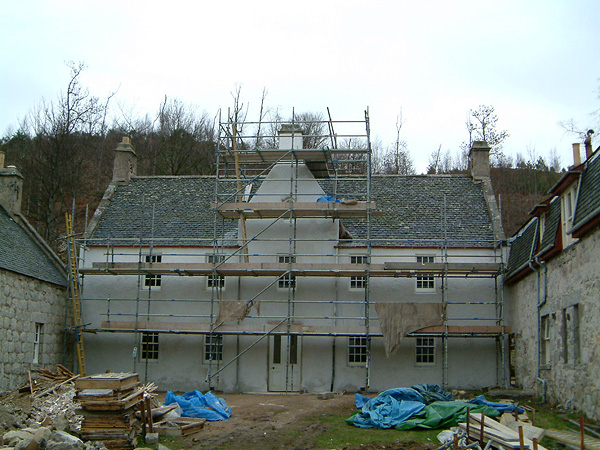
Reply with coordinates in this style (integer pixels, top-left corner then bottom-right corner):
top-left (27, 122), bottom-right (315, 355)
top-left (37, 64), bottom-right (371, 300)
top-left (561, 182), bottom-right (579, 248)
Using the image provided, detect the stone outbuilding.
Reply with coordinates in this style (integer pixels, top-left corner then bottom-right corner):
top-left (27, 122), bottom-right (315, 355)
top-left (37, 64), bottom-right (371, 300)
top-left (0, 154), bottom-right (68, 392)
top-left (506, 140), bottom-right (600, 419)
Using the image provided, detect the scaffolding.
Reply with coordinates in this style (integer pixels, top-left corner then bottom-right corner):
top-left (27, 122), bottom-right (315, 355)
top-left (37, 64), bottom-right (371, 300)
top-left (77, 110), bottom-right (508, 392)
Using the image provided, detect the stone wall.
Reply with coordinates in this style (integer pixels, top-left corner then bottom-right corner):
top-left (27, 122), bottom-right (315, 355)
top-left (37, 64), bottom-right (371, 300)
top-left (507, 224), bottom-right (600, 420)
top-left (0, 269), bottom-right (68, 392)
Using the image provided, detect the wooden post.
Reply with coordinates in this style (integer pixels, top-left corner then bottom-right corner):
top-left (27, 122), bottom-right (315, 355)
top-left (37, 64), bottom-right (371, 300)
top-left (518, 425), bottom-right (525, 450)
top-left (532, 438), bottom-right (539, 450)
top-left (146, 398), bottom-right (154, 433)
top-left (479, 413), bottom-right (485, 448)
top-left (580, 416), bottom-right (585, 450)
top-left (454, 433), bottom-right (459, 450)
top-left (232, 123), bottom-right (249, 263)
top-left (466, 407), bottom-right (471, 442)
top-left (139, 402), bottom-right (147, 436)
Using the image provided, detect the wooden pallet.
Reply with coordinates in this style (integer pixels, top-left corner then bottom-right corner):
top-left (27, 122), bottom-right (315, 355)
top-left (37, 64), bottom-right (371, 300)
top-left (154, 418), bottom-right (206, 436)
top-left (75, 373), bottom-right (140, 391)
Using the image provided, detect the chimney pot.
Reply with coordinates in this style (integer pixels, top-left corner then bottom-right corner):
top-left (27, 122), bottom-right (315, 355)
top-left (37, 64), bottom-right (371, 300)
top-left (0, 165), bottom-right (23, 216)
top-left (112, 136), bottom-right (137, 183)
top-left (572, 143), bottom-right (581, 166)
top-left (278, 124), bottom-right (304, 150)
top-left (469, 141), bottom-right (491, 178)
top-left (584, 129), bottom-right (594, 159)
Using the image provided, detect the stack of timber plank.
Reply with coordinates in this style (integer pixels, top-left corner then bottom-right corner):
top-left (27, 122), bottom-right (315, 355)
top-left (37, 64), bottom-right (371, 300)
top-left (458, 413), bottom-right (548, 450)
top-left (75, 373), bottom-right (142, 449)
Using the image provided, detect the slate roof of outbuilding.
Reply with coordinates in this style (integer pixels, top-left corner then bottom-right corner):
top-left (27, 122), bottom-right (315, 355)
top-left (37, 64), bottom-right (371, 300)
top-left (572, 149), bottom-right (600, 232)
top-left (505, 218), bottom-right (538, 280)
top-left (90, 174), bottom-right (497, 248)
top-left (0, 206), bottom-right (67, 286)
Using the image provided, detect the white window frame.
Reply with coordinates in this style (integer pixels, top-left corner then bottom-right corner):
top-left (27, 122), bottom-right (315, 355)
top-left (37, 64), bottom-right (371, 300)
top-left (33, 323), bottom-right (43, 364)
top-left (140, 332), bottom-right (159, 361)
top-left (541, 315), bottom-right (550, 366)
top-left (143, 254), bottom-right (162, 290)
top-left (561, 183), bottom-right (578, 248)
top-left (416, 255), bottom-right (435, 292)
top-left (415, 336), bottom-right (435, 365)
top-left (349, 255), bottom-right (368, 290)
top-left (347, 336), bottom-right (369, 365)
top-left (207, 254), bottom-right (226, 290)
top-left (204, 334), bottom-right (223, 363)
top-left (278, 255), bottom-right (296, 289)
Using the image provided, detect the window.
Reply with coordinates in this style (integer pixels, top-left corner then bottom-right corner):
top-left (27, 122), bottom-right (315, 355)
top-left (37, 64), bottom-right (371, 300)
top-left (416, 337), bottom-right (435, 364)
top-left (350, 255), bottom-right (368, 289)
top-left (144, 254), bottom-right (162, 289)
top-left (207, 254), bottom-right (225, 289)
top-left (33, 323), bottom-right (43, 364)
top-left (272, 335), bottom-right (299, 365)
top-left (278, 256), bottom-right (296, 289)
top-left (204, 334), bottom-right (223, 362)
top-left (541, 315), bottom-right (550, 366)
top-left (141, 332), bottom-right (159, 360)
top-left (348, 336), bottom-right (369, 364)
top-left (561, 184), bottom-right (578, 247)
top-left (416, 256), bottom-right (435, 291)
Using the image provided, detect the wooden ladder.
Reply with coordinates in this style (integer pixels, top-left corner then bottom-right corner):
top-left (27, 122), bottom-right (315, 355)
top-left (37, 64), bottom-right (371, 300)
top-left (65, 213), bottom-right (86, 376)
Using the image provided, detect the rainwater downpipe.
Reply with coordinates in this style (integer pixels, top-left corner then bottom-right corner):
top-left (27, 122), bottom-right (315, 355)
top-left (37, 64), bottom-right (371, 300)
top-left (529, 256), bottom-right (547, 403)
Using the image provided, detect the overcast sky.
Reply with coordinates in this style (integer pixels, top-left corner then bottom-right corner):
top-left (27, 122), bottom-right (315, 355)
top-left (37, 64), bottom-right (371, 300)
top-left (1, 0), bottom-right (599, 173)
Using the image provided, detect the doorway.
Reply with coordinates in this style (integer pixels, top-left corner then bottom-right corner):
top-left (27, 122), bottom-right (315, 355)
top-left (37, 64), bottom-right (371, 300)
top-left (268, 334), bottom-right (301, 391)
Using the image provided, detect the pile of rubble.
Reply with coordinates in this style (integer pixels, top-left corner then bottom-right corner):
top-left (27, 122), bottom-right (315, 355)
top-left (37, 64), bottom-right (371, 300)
top-left (0, 367), bottom-right (148, 450)
top-left (0, 384), bottom-right (106, 450)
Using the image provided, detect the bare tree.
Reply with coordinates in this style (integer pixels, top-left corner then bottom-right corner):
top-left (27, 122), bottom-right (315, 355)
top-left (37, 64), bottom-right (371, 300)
top-left (16, 61), bottom-right (114, 245)
top-left (461, 105), bottom-right (509, 159)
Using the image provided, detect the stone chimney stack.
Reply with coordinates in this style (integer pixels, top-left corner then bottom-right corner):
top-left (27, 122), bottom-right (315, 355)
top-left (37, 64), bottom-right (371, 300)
top-left (469, 141), bottom-right (491, 179)
top-left (278, 124), bottom-right (304, 150)
top-left (584, 130), bottom-right (594, 160)
top-left (0, 160), bottom-right (24, 216)
top-left (112, 137), bottom-right (137, 183)
top-left (572, 143), bottom-right (582, 166)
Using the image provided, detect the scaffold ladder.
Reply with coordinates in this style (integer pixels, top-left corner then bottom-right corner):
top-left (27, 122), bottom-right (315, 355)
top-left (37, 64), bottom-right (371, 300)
top-left (65, 213), bottom-right (86, 376)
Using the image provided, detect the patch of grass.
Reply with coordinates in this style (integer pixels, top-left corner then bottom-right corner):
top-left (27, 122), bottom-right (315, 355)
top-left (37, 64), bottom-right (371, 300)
top-left (311, 414), bottom-right (439, 449)
top-left (159, 435), bottom-right (186, 449)
top-left (136, 434), bottom-right (186, 450)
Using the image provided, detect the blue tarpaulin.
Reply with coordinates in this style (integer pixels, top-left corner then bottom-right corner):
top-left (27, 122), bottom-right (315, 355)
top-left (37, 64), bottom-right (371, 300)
top-left (348, 386), bottom-right (517, 430)
top-left (467, 395), bottom-right (524, 414)
top-left (164, 390), bottom-right (232, 421)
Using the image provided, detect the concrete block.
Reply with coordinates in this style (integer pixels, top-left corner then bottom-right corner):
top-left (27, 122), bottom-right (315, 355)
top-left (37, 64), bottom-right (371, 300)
top-left (145, 433), bottom-right (159, 445)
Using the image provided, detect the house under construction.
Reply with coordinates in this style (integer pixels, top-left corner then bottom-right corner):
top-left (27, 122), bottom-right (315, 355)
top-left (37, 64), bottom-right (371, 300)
top-left (76, 111), bottom-right (509, 393)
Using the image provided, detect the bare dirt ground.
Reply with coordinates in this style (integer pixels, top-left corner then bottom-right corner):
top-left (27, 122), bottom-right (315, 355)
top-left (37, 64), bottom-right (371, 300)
top-left (183, 393), bottom-right (436, 450)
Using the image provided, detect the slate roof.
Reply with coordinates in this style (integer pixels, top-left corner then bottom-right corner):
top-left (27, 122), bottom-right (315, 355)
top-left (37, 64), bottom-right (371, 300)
top-left (90, 174), bottom-right (497, 248)
top-left (329, 175), bottom-right (496, 247)
top-left (0, 206), bottom-right (67, 286)
top-left (572, 149), bottom-right (600, 234)
top-left (538, 197), bottom-right (561, 255)
top-left (505, 218), bottom-right (538, 280)
top-left (91, 176), bottom-right (238, 245)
